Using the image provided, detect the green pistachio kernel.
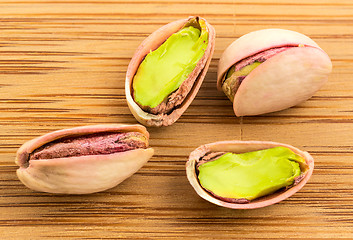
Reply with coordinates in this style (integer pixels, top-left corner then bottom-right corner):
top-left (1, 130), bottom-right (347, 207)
top-left (222, 61), bottom-right (261, 102)
top-left (197, 147), bottom-right (306, 201)
top-left (226, 61), bottom-right (261, 79)
top-left (133, 20), bottom-right (208, 109)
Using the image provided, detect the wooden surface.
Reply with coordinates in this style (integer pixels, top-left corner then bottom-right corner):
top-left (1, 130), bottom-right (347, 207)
top-left (0, 0), bottom-right (352, 239)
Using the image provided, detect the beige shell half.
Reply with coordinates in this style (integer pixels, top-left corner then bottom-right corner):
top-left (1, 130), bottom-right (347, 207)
top-left (125, 16), bottom-right (215, 127)
top-left (16, 124), bottom-right (154, 194)
top-left (186, 140), bottom-right (314, 209)
top-left (217, 29), bottom-right (332, 116)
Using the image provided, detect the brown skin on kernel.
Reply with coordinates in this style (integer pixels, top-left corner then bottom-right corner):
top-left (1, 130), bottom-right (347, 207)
top-left (29, 132), bottom-right (147, 160)
top-left (125, 17), bottom-right (215, 127)
top-left (196, 149), bottom-right (305, 204)
top-left (222, 46), bottom-right (293, 102)
top-left (196, 151), bottom-right (225, 168)
top-left (196, 151), bottom-right (250, 204)
top-left (137, 17), bottom-right (206, 116)
top-left (229, 46), bottom-right (292, 76)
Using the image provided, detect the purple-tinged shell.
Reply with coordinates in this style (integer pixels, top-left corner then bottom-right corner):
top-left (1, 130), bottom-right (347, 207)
top-left (186, 140), bottom-right (314, 209)
top-left (217, 29), bottom-right (332, 116)
top-left (15, 124), bottom-right (154, 194)
top-left (126, 16), bottom-right (215, 127)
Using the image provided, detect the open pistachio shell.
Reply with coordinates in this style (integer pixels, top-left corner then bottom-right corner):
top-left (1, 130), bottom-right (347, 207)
top-left (217, 29), bottom-right (332, 116)
top-left (126, 16), bottom-right (215, 127)
top-left (186, 140), bottom-right (314, 209)
top-left (15, 124), bottom-right (154, 194)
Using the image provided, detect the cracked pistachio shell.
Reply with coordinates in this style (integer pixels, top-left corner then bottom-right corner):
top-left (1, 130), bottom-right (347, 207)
top-left (217, 29), bottom-right (332, 116)
top-left (15, 124), bottom-right (154, 194)
top-left (186, 140), bottom-right (314, 209)
top-left (126, 16), bottom-right (215, 127)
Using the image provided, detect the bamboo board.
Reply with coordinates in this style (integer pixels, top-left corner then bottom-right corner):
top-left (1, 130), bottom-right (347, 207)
top-left (0, 0), bottom-right (353, 239)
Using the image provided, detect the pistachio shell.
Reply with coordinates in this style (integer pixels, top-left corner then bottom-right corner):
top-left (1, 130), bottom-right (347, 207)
top-left (217, 29), bottom-right (332, 116)
top-left (186, 140), bottom-right (314, 209)
top-left (16, 124), bottom-right (154, 194)
top-left (126, 16), bottom-right (215, 127)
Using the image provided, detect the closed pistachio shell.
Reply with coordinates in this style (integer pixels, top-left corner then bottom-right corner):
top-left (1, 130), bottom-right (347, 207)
top-left (186, 140), bottom-right (314, 209)
top-left (217, 29), bottom-right (332, 116)
top-left (126, 16), bottom-right (215, 127)
top-left (16, 124), bottom-right (154, 194)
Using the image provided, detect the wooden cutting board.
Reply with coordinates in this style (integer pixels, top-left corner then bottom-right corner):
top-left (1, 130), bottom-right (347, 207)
top-left (1, 0), bottom-right (352, 239)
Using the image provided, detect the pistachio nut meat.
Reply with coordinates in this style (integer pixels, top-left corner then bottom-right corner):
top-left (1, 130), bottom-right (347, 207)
top-left (217, 28), bottom-right (332, 116)
top-left (15, 124), bottom-right (154, 194)
top-left (126, 16), bottom-right (215, 127)
top-left (186, 141), bottom-right (314, 209)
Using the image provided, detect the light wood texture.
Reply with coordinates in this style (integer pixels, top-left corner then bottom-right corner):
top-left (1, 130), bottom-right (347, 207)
top-left (1, 0), bottom-right (352, 239)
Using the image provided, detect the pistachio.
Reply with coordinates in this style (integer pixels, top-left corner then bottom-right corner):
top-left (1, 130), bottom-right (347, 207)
top-left (15, 124), bottom-right (154, 194)
top-left (217, 29), bottom-right (332, 116)
top-left (126, 16), bottom-right (215, 127)
top-left (186, 141), bottom-right (314, 209)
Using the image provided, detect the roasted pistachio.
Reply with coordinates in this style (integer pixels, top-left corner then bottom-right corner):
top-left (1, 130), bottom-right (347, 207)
top-left (217, 29), bottom-right (332, 116)
top-left (15, 124), bottom-right (154, 194)
top-left (126, 16), bottom-right (215, 127)
top-left (186, 141), bottom-right (314, 209)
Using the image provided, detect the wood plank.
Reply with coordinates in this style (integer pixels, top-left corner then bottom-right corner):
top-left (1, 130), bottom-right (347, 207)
top-left (0, 0), bottom-right (353, 239)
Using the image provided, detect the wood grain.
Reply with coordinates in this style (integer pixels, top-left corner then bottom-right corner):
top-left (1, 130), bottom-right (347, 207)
top-left (1, 0), bottom-right (353, 239)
